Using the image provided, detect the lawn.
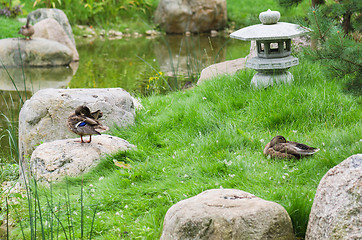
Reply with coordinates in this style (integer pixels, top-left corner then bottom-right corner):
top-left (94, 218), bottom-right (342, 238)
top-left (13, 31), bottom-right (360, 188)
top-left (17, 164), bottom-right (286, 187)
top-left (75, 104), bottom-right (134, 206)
top-left (6, 59), bottom-right (361, 239)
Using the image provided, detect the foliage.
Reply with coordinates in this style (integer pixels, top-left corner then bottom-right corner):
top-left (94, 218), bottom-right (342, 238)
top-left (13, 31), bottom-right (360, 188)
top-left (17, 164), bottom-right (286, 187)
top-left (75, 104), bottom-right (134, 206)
top-left (302, 8), bottom-right (361, 92)
top-left (227, 0), bottom-right (310, 28)
top-left (0, 0), bottom-right (22, 17)
top-left (6, 59), bottom-right (362, 238)
top-left (31, 0), bottom-right (156, 26)
top-left (278, 0), bottom-right (361, 34)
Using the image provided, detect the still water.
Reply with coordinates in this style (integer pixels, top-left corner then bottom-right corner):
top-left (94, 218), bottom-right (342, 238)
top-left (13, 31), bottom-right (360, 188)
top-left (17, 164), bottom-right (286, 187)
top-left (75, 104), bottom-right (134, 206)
top-left (0, 34), bottom-right (250, 158)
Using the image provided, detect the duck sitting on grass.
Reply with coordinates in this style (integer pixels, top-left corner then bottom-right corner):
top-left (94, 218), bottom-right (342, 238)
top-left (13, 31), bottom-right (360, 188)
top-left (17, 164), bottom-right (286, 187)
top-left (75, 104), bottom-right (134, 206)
top-left (67, 105), bottom-right (109, 143)
top-left (18, 16), bottom-right (34, 40)
top-left (263, 135), bottom-right (319, 159)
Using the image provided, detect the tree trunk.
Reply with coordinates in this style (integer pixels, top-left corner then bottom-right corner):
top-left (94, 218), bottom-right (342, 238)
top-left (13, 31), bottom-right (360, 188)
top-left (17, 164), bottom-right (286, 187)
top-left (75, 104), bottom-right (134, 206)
top-left (342, 11), bottom-right (352, 34)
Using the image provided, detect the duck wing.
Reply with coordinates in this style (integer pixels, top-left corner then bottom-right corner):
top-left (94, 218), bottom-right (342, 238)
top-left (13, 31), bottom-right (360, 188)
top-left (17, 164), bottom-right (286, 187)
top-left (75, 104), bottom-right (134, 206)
top-left (81, 117), bottom-right (109, 133)
top-left (274, 142), bottom-right (319, 157)
top-left (90, 110), bottom-right (103, 120)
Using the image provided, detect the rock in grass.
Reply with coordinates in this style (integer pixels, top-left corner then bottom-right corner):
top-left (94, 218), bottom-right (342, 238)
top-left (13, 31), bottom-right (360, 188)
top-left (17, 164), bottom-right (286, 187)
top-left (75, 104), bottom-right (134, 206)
top-left (19, 88), bottom-right (136, 166)
top-left (30, 135), bottom-right (135, 182)
top-left (197, 58), bottom-right (246, 85)
top-left (0, 38), bottom-right (72, 67)
top-left (155, 0), bottom-right (227, 33)
top-left (161, 189), bottom-right (294, 240)
top-left (306, 154), bottom-right (362, 240)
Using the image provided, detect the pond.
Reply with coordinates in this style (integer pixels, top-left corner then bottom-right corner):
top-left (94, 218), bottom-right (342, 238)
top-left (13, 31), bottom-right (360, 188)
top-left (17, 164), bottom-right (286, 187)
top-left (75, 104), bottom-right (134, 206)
top-left (0, 34), bottom-right (250, 159)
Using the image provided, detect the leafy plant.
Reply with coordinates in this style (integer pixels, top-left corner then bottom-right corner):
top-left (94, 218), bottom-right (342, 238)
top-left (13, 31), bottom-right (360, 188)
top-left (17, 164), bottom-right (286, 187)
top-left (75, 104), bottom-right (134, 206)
top-left (0, 0), bottom-right (22, 17)
top-left (302, 8), bottom-right (361, 92)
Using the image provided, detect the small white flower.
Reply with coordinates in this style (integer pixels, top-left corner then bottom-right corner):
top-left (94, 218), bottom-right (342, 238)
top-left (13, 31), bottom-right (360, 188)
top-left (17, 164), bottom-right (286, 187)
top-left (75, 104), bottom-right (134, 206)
top-left (184, 174), bottom-right (189, 178)
top-left (73, 211), bottom-right (78, 215)
top-left (191, 143), bottom-right (195, 146)
top-left (322, 142), bottom-right (325, 146)
top-left (260, 139), bottom-right (265, 143)
top-left (183, 194), bottom-right (187, 198)
top-left (292, 130), bottom-right (297, 133)
top-left (124, 205), bottom-right (128, 209)
top-left (202, 97), bottom-right (207, 100)
top-left (282, 176), bottom-right (286, 179)
top-left (228, 174), bottom-right (235, 178)
top-left (223, 159), bottom-right (232, 166)
top-left (115, 212), bottom-right (120, 215)
top-left (89, 184), bottom-right (94, 187)
top-left (91, 188), bottom-right (95, 192)
top-left (99, 176), bottom-right (104, 181)
top-left (264, 171), bottom-right (268, 174)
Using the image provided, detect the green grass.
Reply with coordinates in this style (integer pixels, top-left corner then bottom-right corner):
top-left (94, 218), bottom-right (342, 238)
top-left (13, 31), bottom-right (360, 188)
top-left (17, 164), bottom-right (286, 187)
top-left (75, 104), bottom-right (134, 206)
top-left (227, 0), bottom-right (311, 27)
top-left (0, 17), bottom-right (23, 39)
top-left (6, 59), bottom-right (361, 239)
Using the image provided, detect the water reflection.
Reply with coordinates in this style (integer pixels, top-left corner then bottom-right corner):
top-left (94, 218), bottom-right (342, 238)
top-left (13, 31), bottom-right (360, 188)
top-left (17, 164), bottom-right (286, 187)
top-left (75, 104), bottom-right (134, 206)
top-left (0, 34), bottom-right (249, 158)
top-left (0, 64), bottom-right (77, 93)
top-left (154, 35), bottom-right (228, 78)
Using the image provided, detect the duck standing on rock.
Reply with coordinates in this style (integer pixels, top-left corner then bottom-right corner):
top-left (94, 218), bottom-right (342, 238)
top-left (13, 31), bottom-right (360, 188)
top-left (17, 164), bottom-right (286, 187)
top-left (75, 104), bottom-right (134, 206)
top-left (18, 16), bottom-right (34, 40)
top-left (67, 105), bottom-right (109, 143)
top-left (263, 135), bottom-right (319, 159)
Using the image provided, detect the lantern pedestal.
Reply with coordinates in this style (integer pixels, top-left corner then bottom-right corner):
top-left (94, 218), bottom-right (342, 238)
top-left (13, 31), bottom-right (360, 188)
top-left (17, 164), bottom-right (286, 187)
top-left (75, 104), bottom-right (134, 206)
top-left (251, 71), bottom-right (293, 88)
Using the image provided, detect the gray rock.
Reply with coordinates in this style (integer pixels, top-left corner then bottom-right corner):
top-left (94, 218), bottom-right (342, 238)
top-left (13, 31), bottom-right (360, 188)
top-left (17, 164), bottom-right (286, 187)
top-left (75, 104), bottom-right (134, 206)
top-left (30, 135), bottom-right (135, 182)
top-left (306, 154), bottom-right (362, 240)
top-left (33, 18), bottom-right (79, 61)
top-left (0, 38), bottom-right (72, 67)
top-left (197, 58), bottom-right (246, 85)
top-left (28, 8), bottom-right (76, 46)
top-left (19, 88), bottom-right (136, 165)
top-left (161, 189), bottom-right (294, 240)
top-left (155, 0), bottom-right (227, 33)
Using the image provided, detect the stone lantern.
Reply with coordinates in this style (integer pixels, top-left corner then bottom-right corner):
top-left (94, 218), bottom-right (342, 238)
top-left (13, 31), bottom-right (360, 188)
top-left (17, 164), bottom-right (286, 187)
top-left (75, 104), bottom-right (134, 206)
top-left (230, 9), bottom-right (309, 87)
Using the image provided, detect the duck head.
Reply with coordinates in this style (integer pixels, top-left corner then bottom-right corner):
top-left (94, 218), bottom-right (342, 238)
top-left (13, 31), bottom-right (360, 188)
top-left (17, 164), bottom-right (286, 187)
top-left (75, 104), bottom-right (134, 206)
top-left (270, 135), bottom-right (287, 146)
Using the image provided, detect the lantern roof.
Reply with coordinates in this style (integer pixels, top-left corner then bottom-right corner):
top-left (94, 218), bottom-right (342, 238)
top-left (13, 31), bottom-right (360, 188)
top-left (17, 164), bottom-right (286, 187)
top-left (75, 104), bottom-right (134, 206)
top-left (230, 10), bottom-right (310, 41)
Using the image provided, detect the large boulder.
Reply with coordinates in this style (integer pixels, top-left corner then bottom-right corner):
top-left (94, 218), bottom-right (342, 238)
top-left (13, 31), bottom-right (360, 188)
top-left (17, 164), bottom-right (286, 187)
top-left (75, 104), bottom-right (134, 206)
top-left (28, 8), bottom-right (76, 46)
top-left (161, 189), bottom-right (294, 240)
top-left (30, 135), bottom-right (135, 182)
top-left (305, 154), bottom-right (362, 240)
top-left (0, 38), bottom-right (72, 67)
top-left (33, 18), bottom-right (79, 61)
top-left (19, 88), bottom-right (136, 164)
top-left (155, 0), bottom-right (227, 33)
